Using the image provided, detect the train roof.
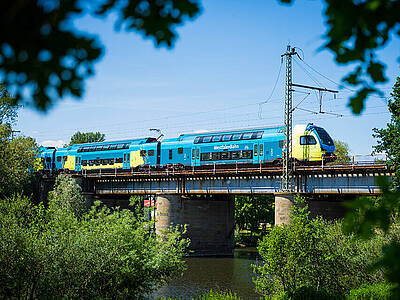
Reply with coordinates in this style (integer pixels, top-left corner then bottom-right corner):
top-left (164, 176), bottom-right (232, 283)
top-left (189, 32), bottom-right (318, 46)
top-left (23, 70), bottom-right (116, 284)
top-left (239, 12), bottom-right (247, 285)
top-left (61, 137), bottom-right (157, 150)
top-left (176, 125), bottom-right (284, 142)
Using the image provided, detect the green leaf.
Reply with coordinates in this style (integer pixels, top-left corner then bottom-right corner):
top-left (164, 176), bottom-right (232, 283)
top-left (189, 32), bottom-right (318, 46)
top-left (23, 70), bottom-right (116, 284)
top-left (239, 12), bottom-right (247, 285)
top-left (348, 87), bottom-right (376, 114)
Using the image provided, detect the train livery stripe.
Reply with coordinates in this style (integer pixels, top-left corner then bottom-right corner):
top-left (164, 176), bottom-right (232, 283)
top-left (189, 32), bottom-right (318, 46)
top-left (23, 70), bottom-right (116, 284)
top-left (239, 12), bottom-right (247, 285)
top-left (64, 156), bottom-right (75, 170)
top-left (130, 150), bottom-right (146, 167)
top-left (82, 163), bottom-right (123, 170)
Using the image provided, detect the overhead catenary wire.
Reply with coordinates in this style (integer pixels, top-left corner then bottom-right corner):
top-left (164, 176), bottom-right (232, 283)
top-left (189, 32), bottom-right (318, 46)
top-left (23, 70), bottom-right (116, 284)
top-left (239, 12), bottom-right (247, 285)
top-left (258, 60), bottom-right (284, 118)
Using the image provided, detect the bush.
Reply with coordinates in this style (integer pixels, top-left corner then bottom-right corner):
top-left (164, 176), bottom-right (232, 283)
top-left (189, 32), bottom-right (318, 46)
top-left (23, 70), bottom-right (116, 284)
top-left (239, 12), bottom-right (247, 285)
top-left (0, 190), bottom-right (189, 298)
top-left (196, 290), bottom-right (242, 300)
top-left (253, 197), bottom-right (385, 298)
top-left (346, 282), bottom-right (394, 300)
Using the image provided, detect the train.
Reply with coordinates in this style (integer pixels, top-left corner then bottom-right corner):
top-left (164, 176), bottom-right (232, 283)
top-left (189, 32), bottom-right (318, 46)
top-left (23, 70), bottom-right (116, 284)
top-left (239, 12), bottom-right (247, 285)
top-left (38, 123), bottom-right (336, 173)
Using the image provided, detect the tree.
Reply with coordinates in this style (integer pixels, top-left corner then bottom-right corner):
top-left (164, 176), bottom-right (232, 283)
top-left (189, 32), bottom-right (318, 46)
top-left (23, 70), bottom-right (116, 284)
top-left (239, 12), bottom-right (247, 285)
top-left (0, 126), bottom-right (38, 198)
top-left (333, 139), bottom-right (351, 164)
top-left (48, 175), bottom-right (90, 218)
top-left (68, 131), bottom-right (105, 145)
top-left (0, 0), bottom-right (201, 111)
top-left (254, 197), bottom-right (385, 298)
top-left (235, 195), bottom-right (274, 235)
top-left (343, 78), bottom-right (400, 297)
top-left (373, 77), bottom-right (400, 188)
top-left (0, 192), bottom-right (189, 298)
top-left (280, 0), bottom-right (399, 114)
top-left (0, 83), bottom-right (19, 125)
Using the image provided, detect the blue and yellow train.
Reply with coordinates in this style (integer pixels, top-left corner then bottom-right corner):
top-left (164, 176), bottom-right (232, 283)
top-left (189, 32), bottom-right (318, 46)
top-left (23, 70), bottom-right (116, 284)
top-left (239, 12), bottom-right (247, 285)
top-left (38, 123), bottom-right (335, 173)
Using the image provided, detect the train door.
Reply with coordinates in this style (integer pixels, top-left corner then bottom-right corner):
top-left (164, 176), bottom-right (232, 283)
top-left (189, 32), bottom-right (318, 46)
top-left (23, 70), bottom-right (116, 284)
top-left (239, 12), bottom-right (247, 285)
top-left (123, 152), bottom-right (130, 169)
top-left (192, 147), bottom-right (200, 166)
top-left (75, 156), bottom-right (81, 171)
top-left (254, 142), bottom-right (264, 163)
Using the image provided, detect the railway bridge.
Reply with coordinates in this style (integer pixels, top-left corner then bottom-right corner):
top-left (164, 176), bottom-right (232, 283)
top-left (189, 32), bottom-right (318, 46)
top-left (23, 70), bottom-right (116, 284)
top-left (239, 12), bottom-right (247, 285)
top-left (56, 159), bottom-right (391, 256)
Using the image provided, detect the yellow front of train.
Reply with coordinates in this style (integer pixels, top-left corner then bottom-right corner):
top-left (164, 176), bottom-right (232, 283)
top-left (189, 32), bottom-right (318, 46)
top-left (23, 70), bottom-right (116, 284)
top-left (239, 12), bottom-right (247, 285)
top-left (292, 123), bottom-right (336, 162)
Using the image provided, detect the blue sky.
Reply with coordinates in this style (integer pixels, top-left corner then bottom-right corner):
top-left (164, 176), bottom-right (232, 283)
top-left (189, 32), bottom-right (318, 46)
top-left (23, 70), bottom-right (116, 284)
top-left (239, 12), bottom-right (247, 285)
top-left (17, 0), bottom-right (399, 155)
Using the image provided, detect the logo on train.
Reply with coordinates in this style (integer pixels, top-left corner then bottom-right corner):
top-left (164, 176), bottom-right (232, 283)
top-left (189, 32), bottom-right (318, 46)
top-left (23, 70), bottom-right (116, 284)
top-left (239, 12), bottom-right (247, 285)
top-left (214, 144), bottom-right (239, 150)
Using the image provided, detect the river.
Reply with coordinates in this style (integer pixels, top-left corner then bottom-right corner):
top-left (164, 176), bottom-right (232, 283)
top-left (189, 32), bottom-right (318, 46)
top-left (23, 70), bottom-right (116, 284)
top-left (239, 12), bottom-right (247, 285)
top-left (154, 248), bottom-right (261, 299)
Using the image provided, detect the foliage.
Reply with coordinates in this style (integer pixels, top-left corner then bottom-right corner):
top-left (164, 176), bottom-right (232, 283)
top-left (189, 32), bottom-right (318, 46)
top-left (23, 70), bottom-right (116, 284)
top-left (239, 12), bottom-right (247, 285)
top-left (342, 78), bottom-right (400, 297)
top-left (235, 194), bottom-right (274, 235)
top-left (373, 77), bottom-right (400, 188)
top-left (346, 282), bottom-right (394, 300)
top-left (279, 0), bottom-right (399, 114)
top-left (0, 1), bottom-right (201, 111)
top-left (334, 139), bottom-right (351, 164)
top-left (254, 197), bottom-right (385, 298)
top-left (0, 123), bottom-right (37, 198)
top-left (48, 174), bottom-right (90, 218)
top-left (68, 131), bottom-right (106, 146)
top-left (343, 177), bottom-right (400, 297)
top-left (0, 192), bottom-right (189, 299)
top-left (0, 83), bottom-right (19, 125)
top-left (195, 290), bottom-right (242, 300)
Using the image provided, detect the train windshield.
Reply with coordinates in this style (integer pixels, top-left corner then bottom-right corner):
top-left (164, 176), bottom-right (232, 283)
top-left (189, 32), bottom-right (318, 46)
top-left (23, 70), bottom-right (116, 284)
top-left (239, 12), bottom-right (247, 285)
top-left (313, 126), bottom-right (334, 146)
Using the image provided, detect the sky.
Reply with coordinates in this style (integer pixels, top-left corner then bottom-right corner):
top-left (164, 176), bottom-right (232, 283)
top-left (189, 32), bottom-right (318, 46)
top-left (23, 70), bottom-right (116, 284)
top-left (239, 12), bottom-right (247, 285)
top-left (16, 0), bottom-right (400, 156)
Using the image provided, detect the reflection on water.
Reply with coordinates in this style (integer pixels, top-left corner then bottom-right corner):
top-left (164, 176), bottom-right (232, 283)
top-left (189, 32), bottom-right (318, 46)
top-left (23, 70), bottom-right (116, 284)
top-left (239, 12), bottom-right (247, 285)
top-left (154, 248), bottom-right (261, 299)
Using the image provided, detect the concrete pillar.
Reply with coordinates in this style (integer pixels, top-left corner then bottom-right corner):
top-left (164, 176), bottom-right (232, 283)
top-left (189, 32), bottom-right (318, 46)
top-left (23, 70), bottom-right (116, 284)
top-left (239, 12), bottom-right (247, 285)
top-left (156, 194), bottom-right (235, 256)
top-left (274, 193), bottom-right (348, 225)
top-left (274, 193), bottom-right (294, 225)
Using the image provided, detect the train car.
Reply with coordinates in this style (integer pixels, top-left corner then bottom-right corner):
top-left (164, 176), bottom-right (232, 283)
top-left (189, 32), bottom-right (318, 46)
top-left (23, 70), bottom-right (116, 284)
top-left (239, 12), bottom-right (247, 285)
top-left (56, 138), bottom-right (159, 172)
top-left (38, 123), bottom-right (335, 172)
top-left (38, 147), bottom-right (56, 171)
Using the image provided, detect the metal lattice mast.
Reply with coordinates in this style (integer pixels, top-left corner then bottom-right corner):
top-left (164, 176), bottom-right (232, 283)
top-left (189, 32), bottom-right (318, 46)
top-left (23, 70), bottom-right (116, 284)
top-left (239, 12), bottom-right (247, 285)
top-left (281, 45), bottom-right (297, 191)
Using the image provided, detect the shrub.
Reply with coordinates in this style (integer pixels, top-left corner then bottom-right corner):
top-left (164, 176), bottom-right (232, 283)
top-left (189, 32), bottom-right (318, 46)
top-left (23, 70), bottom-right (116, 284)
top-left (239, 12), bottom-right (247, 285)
top-left (253, 197), bottom-right (385, 298)
top-left (0, 192), bottom-right (189, 299)
top-left (196, 290), bottom-right (242, 300)
top-left (346, 282), bottom-right (394, 300)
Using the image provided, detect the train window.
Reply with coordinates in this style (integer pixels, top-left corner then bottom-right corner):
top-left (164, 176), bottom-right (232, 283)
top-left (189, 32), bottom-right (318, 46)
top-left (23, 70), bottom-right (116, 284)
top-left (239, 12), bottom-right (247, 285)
top-left (222, 134), bottom-right (232, 141)
top-left (255, 131), bottom-right (264, 139)
top-left (94, 145), bottom-right (102, 151)
top-left (124, 154), bottom-right (126, 162)
top-left (77, 147), bottom-right (82, 153)
top-left (232, 133), bottom-right (242, 141)
top-left (88, 160), bottom-right (94, 166)
top-left (260, 144), bottom-right (263, 155)
top-left (279, 140), bottom-right (284, 148)
top-left (102, 145), bottom-right (109, 150)
top-left (196, 149), bottom-right (199, 159)
top-left (212, 135), bottom-right (222, 142)
top-left (242, 150), bottom-right (253, 159)
top-left (300, 135), bottom-right (317, 145)
top-left (82, 160), bottom-right (87, 166)
top-left (254, 145), bottom-right (258, 156)
top-left (115, 157), bottom-right (123, 163)
top-left (242, 132), bottom-right (253, 140)
top-left (202, 136), bottom-right (212, 143)
top-left (194, 137), bottom-right (201, 144)
top-left (169, 149), bottom-right (173, 160)
top-left (220, 151), bottom-right (230, 160)
top-left (46, 157), bottom-right (51, 162)
top-left (109, 145), bottom-right (117, 150)
top-left (148, 150), bottom-right (154, 156)
top-left (140, 150), bottom-right (146, 156)
top-left (211, 152), bottom-right (220, 160)
top-left (63, 156), bottom-right (67, 161)
top-left (57, 156), bottom-right (61, 162)
top-left (123, 143), bottom-right (130, 149)
top-left (231, 151), bottom-right (241, 159)
top-left (178, 147), bottom-right (183, 154)
top-left (127, 154), bottom-right (130, 161)
top-left (200, 153), bottom-right (211, 161)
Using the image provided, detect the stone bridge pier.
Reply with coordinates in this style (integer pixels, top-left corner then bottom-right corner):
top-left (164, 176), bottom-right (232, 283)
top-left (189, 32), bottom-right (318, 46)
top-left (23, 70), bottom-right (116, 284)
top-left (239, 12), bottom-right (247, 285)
top-left (156, 194), bottom-right (235, 256)
top-left (274, 193), bottom-right (351, 225)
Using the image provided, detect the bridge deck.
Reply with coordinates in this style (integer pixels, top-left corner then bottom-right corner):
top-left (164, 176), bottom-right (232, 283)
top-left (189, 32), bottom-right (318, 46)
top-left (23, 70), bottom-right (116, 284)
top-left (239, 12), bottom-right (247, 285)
top-left (69, 163), bottom-right (392, 195)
